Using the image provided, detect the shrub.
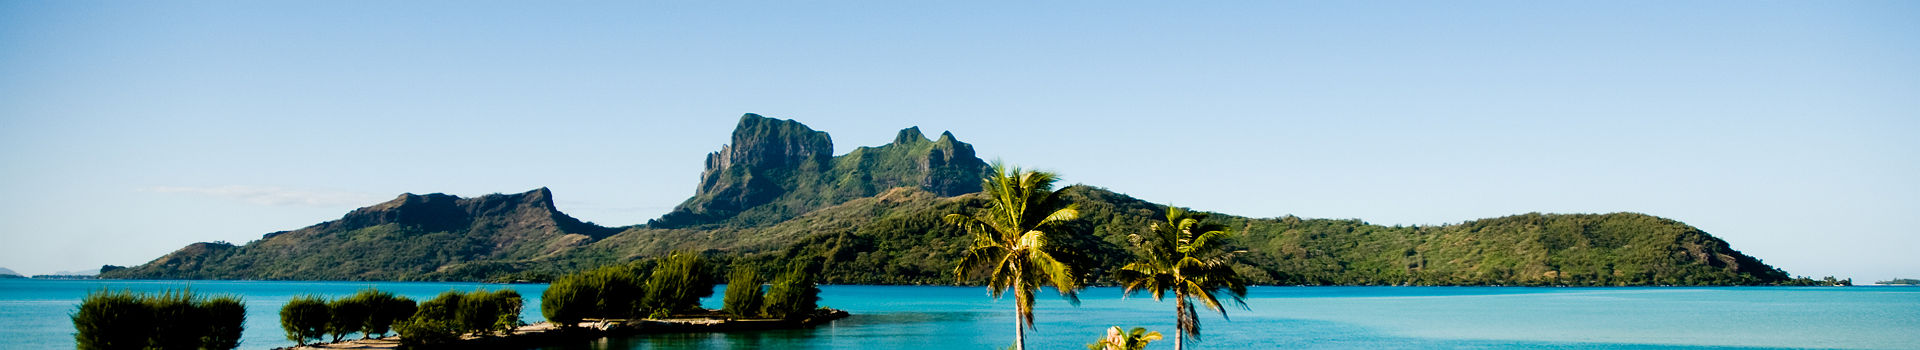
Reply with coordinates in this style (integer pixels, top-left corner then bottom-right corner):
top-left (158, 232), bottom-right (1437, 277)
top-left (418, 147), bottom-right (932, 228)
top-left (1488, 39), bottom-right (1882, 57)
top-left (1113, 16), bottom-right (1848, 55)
top-left (400, 291), bottom-right (471, 347)
top-left (451, 289), bottom-right (521, 336)
top-left (72, 289), bottom-right (247, 350)
top-left (200, 296), bottom-right (246, 350)
top-left (414, 291), bottom-right (462, 323)
top-left (410, 288), bottom-right (523, 341)
top-left (722, 267), bottom-right (767, 318)
top-left (364, 292), bottom-right (415, 339)
top-left (643, 252), bottom-right (716, 315)
top-left (72, 289), bottom-right (151, 350)
top-left (762, 259), bottom-right (822, 320)
top-left (591, 263), bottom-right (649, 318)
top-left (147, 290), bottom-right (205, 350)
top-left (541, 274), bottom-right (594, 327)
top-left (328, 294), bottom-right (373, 342)
top-left (279, 295), bottom-right (330, 345)
top-left (491, 289), bottom-right (524, 333)
top-left (394, 317), bottom-right (461, 348)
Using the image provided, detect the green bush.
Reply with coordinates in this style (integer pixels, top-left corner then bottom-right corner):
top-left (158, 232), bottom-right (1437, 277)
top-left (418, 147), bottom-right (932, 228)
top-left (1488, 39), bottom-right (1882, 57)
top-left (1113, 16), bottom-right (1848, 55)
top-left (762, 259), bottom-right (822, 320)
top-left (394, 317), bottom-right (460, 348)
top-left (491, 289), bottom-right (524, 333)
top-left (363, 291), bottom-right (416, 339)
top-left (72, 289), bottom-right (246, 350)
top-left (450, 289), bottom-right (521, 336)
top-left (72, 290), bottom-right (151, 350)
top-left (541, 274), bottom-right (594, 327)
top-left (453, 290), bottom-right (496, 335)
top-left (643, 252), bottom-right (716, 315)
top-left (279, 295), bottom-right (330, 346)
top-left (328, 294), bottom-right (372, 342)
top-left (200, 296), bottom-right (246, 350)
top-left (147, 290), bottom-right (205, 350)
top-left (409, 288), bottom-right (523, 342)
top-left (589, 263), bottom-right (650, 318)
top-left (414, 291), bottom-right (462, 322)
top-left (722, 267), bottom-right (767, 318)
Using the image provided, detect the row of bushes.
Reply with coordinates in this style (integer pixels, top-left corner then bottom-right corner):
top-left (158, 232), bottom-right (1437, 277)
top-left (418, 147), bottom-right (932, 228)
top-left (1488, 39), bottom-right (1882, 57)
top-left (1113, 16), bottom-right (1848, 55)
top-left (73, 289), bottom-right (245, 350)
top-left (278, 289), bottom-right (417, 345)
top-left (540, 252), bottom-right (718, 326)
top-left (394, 289), bottom-right (524, 347)
top-left (724, 259), bottom-right (823, 319)
top-left (279, 288), bottom-right (522, 347)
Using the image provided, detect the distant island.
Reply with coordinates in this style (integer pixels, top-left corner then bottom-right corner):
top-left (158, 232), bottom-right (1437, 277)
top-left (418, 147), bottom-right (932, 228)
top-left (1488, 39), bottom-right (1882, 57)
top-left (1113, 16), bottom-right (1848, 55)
top-left (1875, 278), bottom-right (1918, 285)
top-left (0, 267), bottom-right (22, 279)
top-left (106, 114), bottom-right (1824, 287)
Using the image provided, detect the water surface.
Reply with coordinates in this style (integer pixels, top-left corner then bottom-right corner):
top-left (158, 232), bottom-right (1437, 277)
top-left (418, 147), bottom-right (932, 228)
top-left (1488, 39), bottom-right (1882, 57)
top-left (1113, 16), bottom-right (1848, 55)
top-left (4, 280), bottom-right (1914, 349)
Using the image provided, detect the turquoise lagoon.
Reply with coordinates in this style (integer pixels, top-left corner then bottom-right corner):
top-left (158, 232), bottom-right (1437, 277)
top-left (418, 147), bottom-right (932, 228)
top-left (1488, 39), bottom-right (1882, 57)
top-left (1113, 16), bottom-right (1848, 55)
top-left (2, 279), bottom-right (1915, 349)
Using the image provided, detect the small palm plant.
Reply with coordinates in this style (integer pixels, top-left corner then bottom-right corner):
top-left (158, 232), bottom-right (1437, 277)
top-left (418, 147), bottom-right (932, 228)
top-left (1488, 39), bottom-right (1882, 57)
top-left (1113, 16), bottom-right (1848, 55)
top-left (1115, 206), bottom-right (1249, 350)
top-left (947, 162), bottom-right (1085, 350)
top-left (1087, 326), bottom-right (1163, 350)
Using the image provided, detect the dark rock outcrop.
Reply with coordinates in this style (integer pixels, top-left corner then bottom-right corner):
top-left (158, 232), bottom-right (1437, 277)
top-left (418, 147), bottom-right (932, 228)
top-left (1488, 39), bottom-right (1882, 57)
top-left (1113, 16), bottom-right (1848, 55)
top-left (650, 114), bottom-right (988, 228)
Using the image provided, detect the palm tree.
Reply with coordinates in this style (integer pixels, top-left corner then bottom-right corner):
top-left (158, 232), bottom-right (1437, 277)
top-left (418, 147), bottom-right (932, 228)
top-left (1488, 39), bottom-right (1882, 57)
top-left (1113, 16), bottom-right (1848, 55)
top-left (1115, 206), bottom-right (1249, 350)
top-left (947, 162), bottom-right (1084, 350)
top-left (1087, 326), bottom-right (1163, 350)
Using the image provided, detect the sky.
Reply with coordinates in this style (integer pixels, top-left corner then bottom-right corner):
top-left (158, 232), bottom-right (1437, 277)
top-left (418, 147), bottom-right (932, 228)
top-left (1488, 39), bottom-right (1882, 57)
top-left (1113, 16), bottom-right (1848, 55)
top-left (1, 1), bottom-right (1914, 281)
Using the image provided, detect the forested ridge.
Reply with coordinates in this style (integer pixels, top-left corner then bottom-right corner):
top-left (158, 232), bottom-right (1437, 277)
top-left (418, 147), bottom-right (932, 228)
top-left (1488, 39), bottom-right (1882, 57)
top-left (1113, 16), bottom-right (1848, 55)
top-left (104, 114), bottom-right (1799, 286)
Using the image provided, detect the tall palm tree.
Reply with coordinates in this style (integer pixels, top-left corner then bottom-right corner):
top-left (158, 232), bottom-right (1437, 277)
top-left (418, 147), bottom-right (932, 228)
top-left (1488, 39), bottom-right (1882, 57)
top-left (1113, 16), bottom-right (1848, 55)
top-left (947, 162), bottom-right (1084, 350)
top-left (1115, 206), bottom-right (1249, 350)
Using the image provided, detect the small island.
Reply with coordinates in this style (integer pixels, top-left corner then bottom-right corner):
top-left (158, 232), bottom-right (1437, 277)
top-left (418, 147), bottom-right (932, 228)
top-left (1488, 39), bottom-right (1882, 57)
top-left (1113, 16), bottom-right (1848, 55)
top-left (1874, 278), bottom-right (1918, 286)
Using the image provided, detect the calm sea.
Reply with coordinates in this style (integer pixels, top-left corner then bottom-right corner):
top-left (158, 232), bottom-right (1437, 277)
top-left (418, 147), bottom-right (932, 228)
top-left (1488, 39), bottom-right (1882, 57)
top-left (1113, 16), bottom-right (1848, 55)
top-left (2, 279), bottom-right (1915, 349)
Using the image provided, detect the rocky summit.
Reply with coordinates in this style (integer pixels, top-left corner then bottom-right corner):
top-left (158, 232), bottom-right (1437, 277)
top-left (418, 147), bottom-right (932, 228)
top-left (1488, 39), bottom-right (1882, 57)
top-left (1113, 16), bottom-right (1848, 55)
top-left (649, 113), bottom-right (988, 228)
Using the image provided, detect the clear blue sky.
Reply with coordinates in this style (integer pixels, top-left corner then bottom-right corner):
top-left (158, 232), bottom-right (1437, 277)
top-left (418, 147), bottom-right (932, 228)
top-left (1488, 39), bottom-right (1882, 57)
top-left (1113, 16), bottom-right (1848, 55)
top-left (2, 1), bottom-right (1914, 281)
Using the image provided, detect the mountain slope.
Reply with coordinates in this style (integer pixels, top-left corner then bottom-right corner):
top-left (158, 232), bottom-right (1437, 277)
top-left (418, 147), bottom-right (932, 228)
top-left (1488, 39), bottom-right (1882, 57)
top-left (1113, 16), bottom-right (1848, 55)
top-left (104, 114), bottom-right (1795, 285)
top-left (104, 188), bottom-right (619, 280)
top-left (744, 186), bottom-right (1791, 286)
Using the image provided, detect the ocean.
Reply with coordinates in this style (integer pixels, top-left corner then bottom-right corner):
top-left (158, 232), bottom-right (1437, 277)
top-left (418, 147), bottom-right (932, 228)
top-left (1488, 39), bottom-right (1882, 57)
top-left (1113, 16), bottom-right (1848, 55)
top-left (3, 279), bottom-right (1915, 349)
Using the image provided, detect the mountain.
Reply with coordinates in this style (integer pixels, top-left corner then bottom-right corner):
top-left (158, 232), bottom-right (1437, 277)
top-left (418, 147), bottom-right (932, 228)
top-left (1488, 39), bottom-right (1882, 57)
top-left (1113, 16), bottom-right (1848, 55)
top-left (649, 114), bottom-right (988, 228)
top-left (103, 114), bottom-right (1796, 286)
top-left (0, 267), bottom-right (21, 278)
top-left (105, 188), bottom-right (619, 280)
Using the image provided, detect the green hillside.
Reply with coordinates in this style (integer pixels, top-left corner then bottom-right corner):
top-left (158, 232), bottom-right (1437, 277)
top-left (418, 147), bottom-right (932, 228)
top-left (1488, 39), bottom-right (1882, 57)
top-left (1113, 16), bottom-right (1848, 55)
top-left (103, 114), bottom-right (1797, 286)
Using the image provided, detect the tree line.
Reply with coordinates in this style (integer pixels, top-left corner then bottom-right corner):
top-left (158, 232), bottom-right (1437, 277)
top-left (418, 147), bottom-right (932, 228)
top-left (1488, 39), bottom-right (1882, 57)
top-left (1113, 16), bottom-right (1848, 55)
top-left (539, 251), bottom-right (825, 327)
top-left (72, 289), bottom-right (244, 350)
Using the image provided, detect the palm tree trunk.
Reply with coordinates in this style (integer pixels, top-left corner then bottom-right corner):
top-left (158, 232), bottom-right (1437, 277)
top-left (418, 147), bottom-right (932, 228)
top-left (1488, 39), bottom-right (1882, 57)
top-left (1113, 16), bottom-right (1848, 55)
top-left (1014, 308), bottom-right (1027, 350)
top-left (1175, 296), bottom-right (1188, 350)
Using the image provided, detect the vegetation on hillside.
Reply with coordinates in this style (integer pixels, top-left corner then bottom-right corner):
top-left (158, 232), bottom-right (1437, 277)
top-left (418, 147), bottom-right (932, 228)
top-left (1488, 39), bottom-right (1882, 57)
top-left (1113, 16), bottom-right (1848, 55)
top-left (101, 116), bottom-right (1803, 287)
